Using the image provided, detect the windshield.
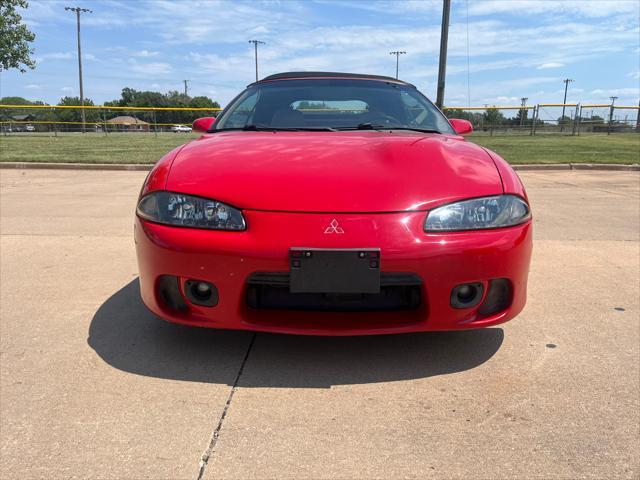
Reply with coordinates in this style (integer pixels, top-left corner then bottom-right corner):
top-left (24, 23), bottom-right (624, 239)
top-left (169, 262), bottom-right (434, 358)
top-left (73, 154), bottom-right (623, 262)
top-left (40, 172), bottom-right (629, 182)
top-left (213, 78), bottom-right (454, 133)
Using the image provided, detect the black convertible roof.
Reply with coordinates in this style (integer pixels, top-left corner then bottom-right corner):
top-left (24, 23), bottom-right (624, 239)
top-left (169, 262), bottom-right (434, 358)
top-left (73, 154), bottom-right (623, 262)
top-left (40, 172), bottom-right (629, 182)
top-left (258, 71), bottom-right (413, 86)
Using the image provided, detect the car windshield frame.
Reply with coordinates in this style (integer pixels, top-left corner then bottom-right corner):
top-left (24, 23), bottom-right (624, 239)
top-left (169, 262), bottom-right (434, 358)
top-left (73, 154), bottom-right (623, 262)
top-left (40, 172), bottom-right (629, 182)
top-left (210, 78), bottom-right (454, 134)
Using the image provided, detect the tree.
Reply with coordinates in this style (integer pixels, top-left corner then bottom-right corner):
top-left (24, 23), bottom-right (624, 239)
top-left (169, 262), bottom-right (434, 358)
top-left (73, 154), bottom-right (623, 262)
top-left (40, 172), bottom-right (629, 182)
top-left (445, 109), bottom-right (486, 129)
top-left (0, 96), bottom-right (52, 130)
top-left (515, 108), bottom-right (528, 126)
top-left (0, 0), bottom-right (36, 73)
top-left (105, 87), bottom-right (221, 125)
top-left (55, 96), bottom-right (99, 130)
top-left (483, 109), bottom-right (506, 126)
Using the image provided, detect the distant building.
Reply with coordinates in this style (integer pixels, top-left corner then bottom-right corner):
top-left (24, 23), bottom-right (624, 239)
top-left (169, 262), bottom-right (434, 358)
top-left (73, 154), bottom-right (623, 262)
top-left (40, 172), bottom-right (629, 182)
top-left (9, 114), bottom-right (36, 122)
top-left (106, 115), bottom-right (150, 131)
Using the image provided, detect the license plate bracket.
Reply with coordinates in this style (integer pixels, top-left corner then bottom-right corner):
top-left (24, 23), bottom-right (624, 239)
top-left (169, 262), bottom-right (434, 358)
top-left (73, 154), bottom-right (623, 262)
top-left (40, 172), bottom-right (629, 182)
top-left (289, 248), bottom-right (381, 294)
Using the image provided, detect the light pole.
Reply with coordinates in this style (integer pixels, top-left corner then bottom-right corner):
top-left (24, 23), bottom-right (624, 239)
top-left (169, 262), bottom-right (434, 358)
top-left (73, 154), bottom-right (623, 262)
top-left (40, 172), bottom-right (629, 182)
top-left (389, 51), bottom-right (406, 79)
top-left (248, 40), bottom-right (265, 82)
top-left (560, 78), bottom-right (574, 132)
top-left (436, 0), bottom-right (451, 109)
top-left (65, 6), bottom-right (92, 133)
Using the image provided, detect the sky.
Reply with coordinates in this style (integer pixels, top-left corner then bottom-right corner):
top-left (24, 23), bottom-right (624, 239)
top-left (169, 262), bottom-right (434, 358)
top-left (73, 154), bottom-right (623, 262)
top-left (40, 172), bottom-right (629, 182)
top-left (1, 0), bottom-right (639, 111)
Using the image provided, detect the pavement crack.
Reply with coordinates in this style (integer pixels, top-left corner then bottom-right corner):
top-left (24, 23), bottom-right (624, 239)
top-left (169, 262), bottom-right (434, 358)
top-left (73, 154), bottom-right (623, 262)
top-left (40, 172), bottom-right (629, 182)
top-left (196, 333), bottom-right (256, 480)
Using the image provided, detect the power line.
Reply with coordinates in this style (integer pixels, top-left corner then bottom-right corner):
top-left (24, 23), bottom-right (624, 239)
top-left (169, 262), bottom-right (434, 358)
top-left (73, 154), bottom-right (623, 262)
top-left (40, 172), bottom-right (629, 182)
top-left (248, 40), bottom-right (265, 82)
top-left (389, 51), bottom-right (406, 80)
top-left (64, 6), bottom-right (92, 133)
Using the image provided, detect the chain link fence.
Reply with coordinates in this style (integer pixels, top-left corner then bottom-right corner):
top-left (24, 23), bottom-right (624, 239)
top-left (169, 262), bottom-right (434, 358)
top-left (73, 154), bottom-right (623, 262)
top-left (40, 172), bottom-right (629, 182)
top-left (443, 103), bottom-right (639, 136)
top-left (0, 105), bottom-right (221, 136)
top-left (1, 103), bottom-right (638, 137)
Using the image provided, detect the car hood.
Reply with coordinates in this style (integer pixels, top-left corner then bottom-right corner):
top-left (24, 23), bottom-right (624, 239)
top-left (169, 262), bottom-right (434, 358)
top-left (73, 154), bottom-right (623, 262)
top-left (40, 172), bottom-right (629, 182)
top-left (166, 131), bottom-right (503, 212)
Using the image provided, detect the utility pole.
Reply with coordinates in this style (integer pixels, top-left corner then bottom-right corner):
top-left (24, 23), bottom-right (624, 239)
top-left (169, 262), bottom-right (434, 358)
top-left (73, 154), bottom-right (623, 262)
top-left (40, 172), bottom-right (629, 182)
top-left (436, 0), bottom-right (451, 109)
top-left (636, 100), bottom-right (640, 133)
top-left (608, 96), bottom-right (618, 135)
top-left (519, 97), bottom-right (528, 128)
top-left (560, 78), bottom-right (574, 132)
top-left (389, 51), bottom-right (406, 79)
top-left (183, 80), bottom-right (189, 96)
top-left (65, 6), bottom-right (92, 133)
top-left (248, 40), bottom-right (265, 82)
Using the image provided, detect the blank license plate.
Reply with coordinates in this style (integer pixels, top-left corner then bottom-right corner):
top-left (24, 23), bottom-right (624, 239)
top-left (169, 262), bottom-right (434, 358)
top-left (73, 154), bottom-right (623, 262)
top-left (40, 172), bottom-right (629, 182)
top-left (289, 248), bottom-right (381, 294)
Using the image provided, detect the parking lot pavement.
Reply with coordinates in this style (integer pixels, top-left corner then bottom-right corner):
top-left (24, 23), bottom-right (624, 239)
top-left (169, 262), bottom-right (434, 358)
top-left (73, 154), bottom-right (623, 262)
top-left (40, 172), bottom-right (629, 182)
top-left (1, 169), bottom-right (638, 479)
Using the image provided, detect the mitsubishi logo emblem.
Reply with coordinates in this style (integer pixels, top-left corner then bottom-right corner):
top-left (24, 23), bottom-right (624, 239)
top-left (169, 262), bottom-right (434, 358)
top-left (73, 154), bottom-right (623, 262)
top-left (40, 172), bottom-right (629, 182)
top-left (324, 219), bottom-right (344, 234)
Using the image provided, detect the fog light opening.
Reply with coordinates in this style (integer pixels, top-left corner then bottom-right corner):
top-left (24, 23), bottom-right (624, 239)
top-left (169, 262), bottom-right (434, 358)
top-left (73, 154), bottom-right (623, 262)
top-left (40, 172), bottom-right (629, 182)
top-left (184, 279), bottom-right (218, 307)
top-left (450, 282), bottom-right (484, 309)
top-left (478, 278), bottom-right (512, 316)
top-left (193, 282), bottom-right (211, 299)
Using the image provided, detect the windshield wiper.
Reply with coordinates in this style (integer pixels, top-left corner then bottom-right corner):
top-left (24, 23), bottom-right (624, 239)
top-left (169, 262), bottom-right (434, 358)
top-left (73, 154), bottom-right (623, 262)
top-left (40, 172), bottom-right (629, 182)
top-left (385, 127), bottom-right (441, 134)
top-left (242, 124), bottom-right (337, 132)
top-left (333, 123), bottom-right (385, 131)
top-left (209, 125), bottom-right (337, 133)
top-left (334, 123), bottom-right (441, 134)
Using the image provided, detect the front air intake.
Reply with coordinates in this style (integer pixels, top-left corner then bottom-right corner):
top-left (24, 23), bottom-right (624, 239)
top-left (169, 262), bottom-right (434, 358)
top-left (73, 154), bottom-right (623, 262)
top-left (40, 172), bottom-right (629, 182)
top-left (478, 278), bottom-right (513, 315)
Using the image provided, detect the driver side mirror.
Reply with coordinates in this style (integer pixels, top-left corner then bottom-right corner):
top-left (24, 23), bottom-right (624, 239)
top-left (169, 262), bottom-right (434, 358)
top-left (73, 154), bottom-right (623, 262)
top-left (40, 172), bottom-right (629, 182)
top-left (192, 117), bottom-right (216, 133)
top-left (449, 118), bottom-right (473, 135)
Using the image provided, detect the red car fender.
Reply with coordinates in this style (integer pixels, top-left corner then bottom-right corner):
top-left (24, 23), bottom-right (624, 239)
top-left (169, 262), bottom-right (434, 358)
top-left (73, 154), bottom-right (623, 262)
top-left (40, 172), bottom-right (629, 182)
top-left (481, 147), bottom-right (529, 202)
top-left (139, 144), bottom-right (188, 198)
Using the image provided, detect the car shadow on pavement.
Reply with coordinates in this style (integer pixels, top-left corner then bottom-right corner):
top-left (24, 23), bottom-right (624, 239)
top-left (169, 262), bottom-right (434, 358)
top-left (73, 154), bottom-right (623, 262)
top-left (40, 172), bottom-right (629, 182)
top-left (88, 279), bottom-right (504, 388)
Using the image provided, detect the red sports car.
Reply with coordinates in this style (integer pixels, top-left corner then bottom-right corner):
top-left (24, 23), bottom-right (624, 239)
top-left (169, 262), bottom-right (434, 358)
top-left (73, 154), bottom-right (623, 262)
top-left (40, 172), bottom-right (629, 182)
top-left (135, 72), bottom-right (532, 335)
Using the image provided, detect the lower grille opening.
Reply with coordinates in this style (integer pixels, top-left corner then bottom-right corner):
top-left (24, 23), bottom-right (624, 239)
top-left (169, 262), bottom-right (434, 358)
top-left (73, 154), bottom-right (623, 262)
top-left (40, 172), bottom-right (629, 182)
top-left (246, 272), bottom-right (422, 312)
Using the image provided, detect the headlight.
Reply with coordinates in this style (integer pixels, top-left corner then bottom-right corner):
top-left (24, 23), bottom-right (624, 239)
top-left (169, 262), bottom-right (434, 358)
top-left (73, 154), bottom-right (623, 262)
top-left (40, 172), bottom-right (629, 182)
top-left (137, 191), bottom-right (246, 230)
top-left (424, 195), bottom-right (530, 232)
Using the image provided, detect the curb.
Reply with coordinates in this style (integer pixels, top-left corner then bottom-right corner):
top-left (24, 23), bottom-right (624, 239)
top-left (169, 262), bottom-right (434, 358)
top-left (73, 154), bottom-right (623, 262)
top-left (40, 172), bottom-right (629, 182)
top-left (511, 163), bottom-right (639, 172)
top-left (0, 162), bottom-right (153, 171)
top-left (0, 162), bottom-right (638, 172)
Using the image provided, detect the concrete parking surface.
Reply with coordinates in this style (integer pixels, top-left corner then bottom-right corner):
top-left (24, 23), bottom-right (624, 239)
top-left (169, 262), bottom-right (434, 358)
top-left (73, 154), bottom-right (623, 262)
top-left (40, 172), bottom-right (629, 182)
top-left (1, 168), bottom-right (638, 479)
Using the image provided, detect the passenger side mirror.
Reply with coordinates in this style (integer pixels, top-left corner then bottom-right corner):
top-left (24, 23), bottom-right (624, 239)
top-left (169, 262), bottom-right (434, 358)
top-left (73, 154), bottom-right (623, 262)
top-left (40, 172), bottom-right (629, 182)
top-left (449, 119), bottom-right (473, 135)
top-left (192, 117), bottom-right (216, 133)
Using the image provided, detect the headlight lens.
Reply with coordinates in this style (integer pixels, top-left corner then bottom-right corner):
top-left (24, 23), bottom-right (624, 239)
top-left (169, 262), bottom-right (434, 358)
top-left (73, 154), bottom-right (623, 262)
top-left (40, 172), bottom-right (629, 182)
top-left (424, 195), bottom-right (530, 232)
top-left (137, 191), bottom-right (246, 230)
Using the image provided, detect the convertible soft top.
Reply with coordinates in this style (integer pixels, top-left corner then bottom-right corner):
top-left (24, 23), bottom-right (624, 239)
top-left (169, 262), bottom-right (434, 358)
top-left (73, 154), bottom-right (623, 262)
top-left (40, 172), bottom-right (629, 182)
top-left (258, 71), bottom-right (414, 87)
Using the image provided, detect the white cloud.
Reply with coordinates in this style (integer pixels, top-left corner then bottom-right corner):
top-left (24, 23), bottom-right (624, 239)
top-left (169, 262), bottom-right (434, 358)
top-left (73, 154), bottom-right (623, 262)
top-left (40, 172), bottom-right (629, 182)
top-left (136, 50), bottom-right (159, 58)
top-left (7, 0), bottom-right (639, 107)
top-left (590, 87), bottom-right (640, 96)
top-left (24, 84), bottom-right (43, 90)
top-left (40, 52), bottom-right (73, 60)
top-left (468, 0), bottom-right (639, 18)
top-left (537, 62), bottom-right (565, 70)
top-left (127, 59), bottom-right (172, 75)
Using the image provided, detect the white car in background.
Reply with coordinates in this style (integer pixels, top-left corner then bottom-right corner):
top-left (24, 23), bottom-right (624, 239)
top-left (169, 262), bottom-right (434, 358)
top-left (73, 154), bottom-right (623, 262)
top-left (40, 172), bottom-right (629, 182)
top-left (25, 125), bottom-right (36, 132)
top-left (171, 125), bottom-right (192, 133)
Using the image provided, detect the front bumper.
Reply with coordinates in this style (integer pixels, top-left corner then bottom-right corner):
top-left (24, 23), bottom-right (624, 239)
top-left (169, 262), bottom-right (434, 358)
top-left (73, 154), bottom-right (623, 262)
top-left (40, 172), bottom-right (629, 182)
top-left (135, 210), bottom-right (532, 335)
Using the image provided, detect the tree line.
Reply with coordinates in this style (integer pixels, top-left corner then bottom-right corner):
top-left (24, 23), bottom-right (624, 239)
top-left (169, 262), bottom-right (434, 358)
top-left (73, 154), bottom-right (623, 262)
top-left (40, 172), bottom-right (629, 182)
top-left (1, 89), bottom-right (221, 131)
top-left (445, 108), bottom-right (606, 130)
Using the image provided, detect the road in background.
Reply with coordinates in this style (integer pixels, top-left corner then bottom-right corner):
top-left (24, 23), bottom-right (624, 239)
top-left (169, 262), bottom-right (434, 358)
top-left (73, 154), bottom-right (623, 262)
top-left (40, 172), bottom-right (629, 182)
top-left (1, 169), bottom-right (638, 479)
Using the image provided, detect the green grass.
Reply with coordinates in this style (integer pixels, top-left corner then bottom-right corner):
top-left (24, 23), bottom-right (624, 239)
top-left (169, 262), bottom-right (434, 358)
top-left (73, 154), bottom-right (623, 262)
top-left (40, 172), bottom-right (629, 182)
top-left (0, 132), bottom-right (199, 164)
top-left (0, 131), bottom-right (638, 165)
top-left (470, 133), bottom-right (640, 164)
